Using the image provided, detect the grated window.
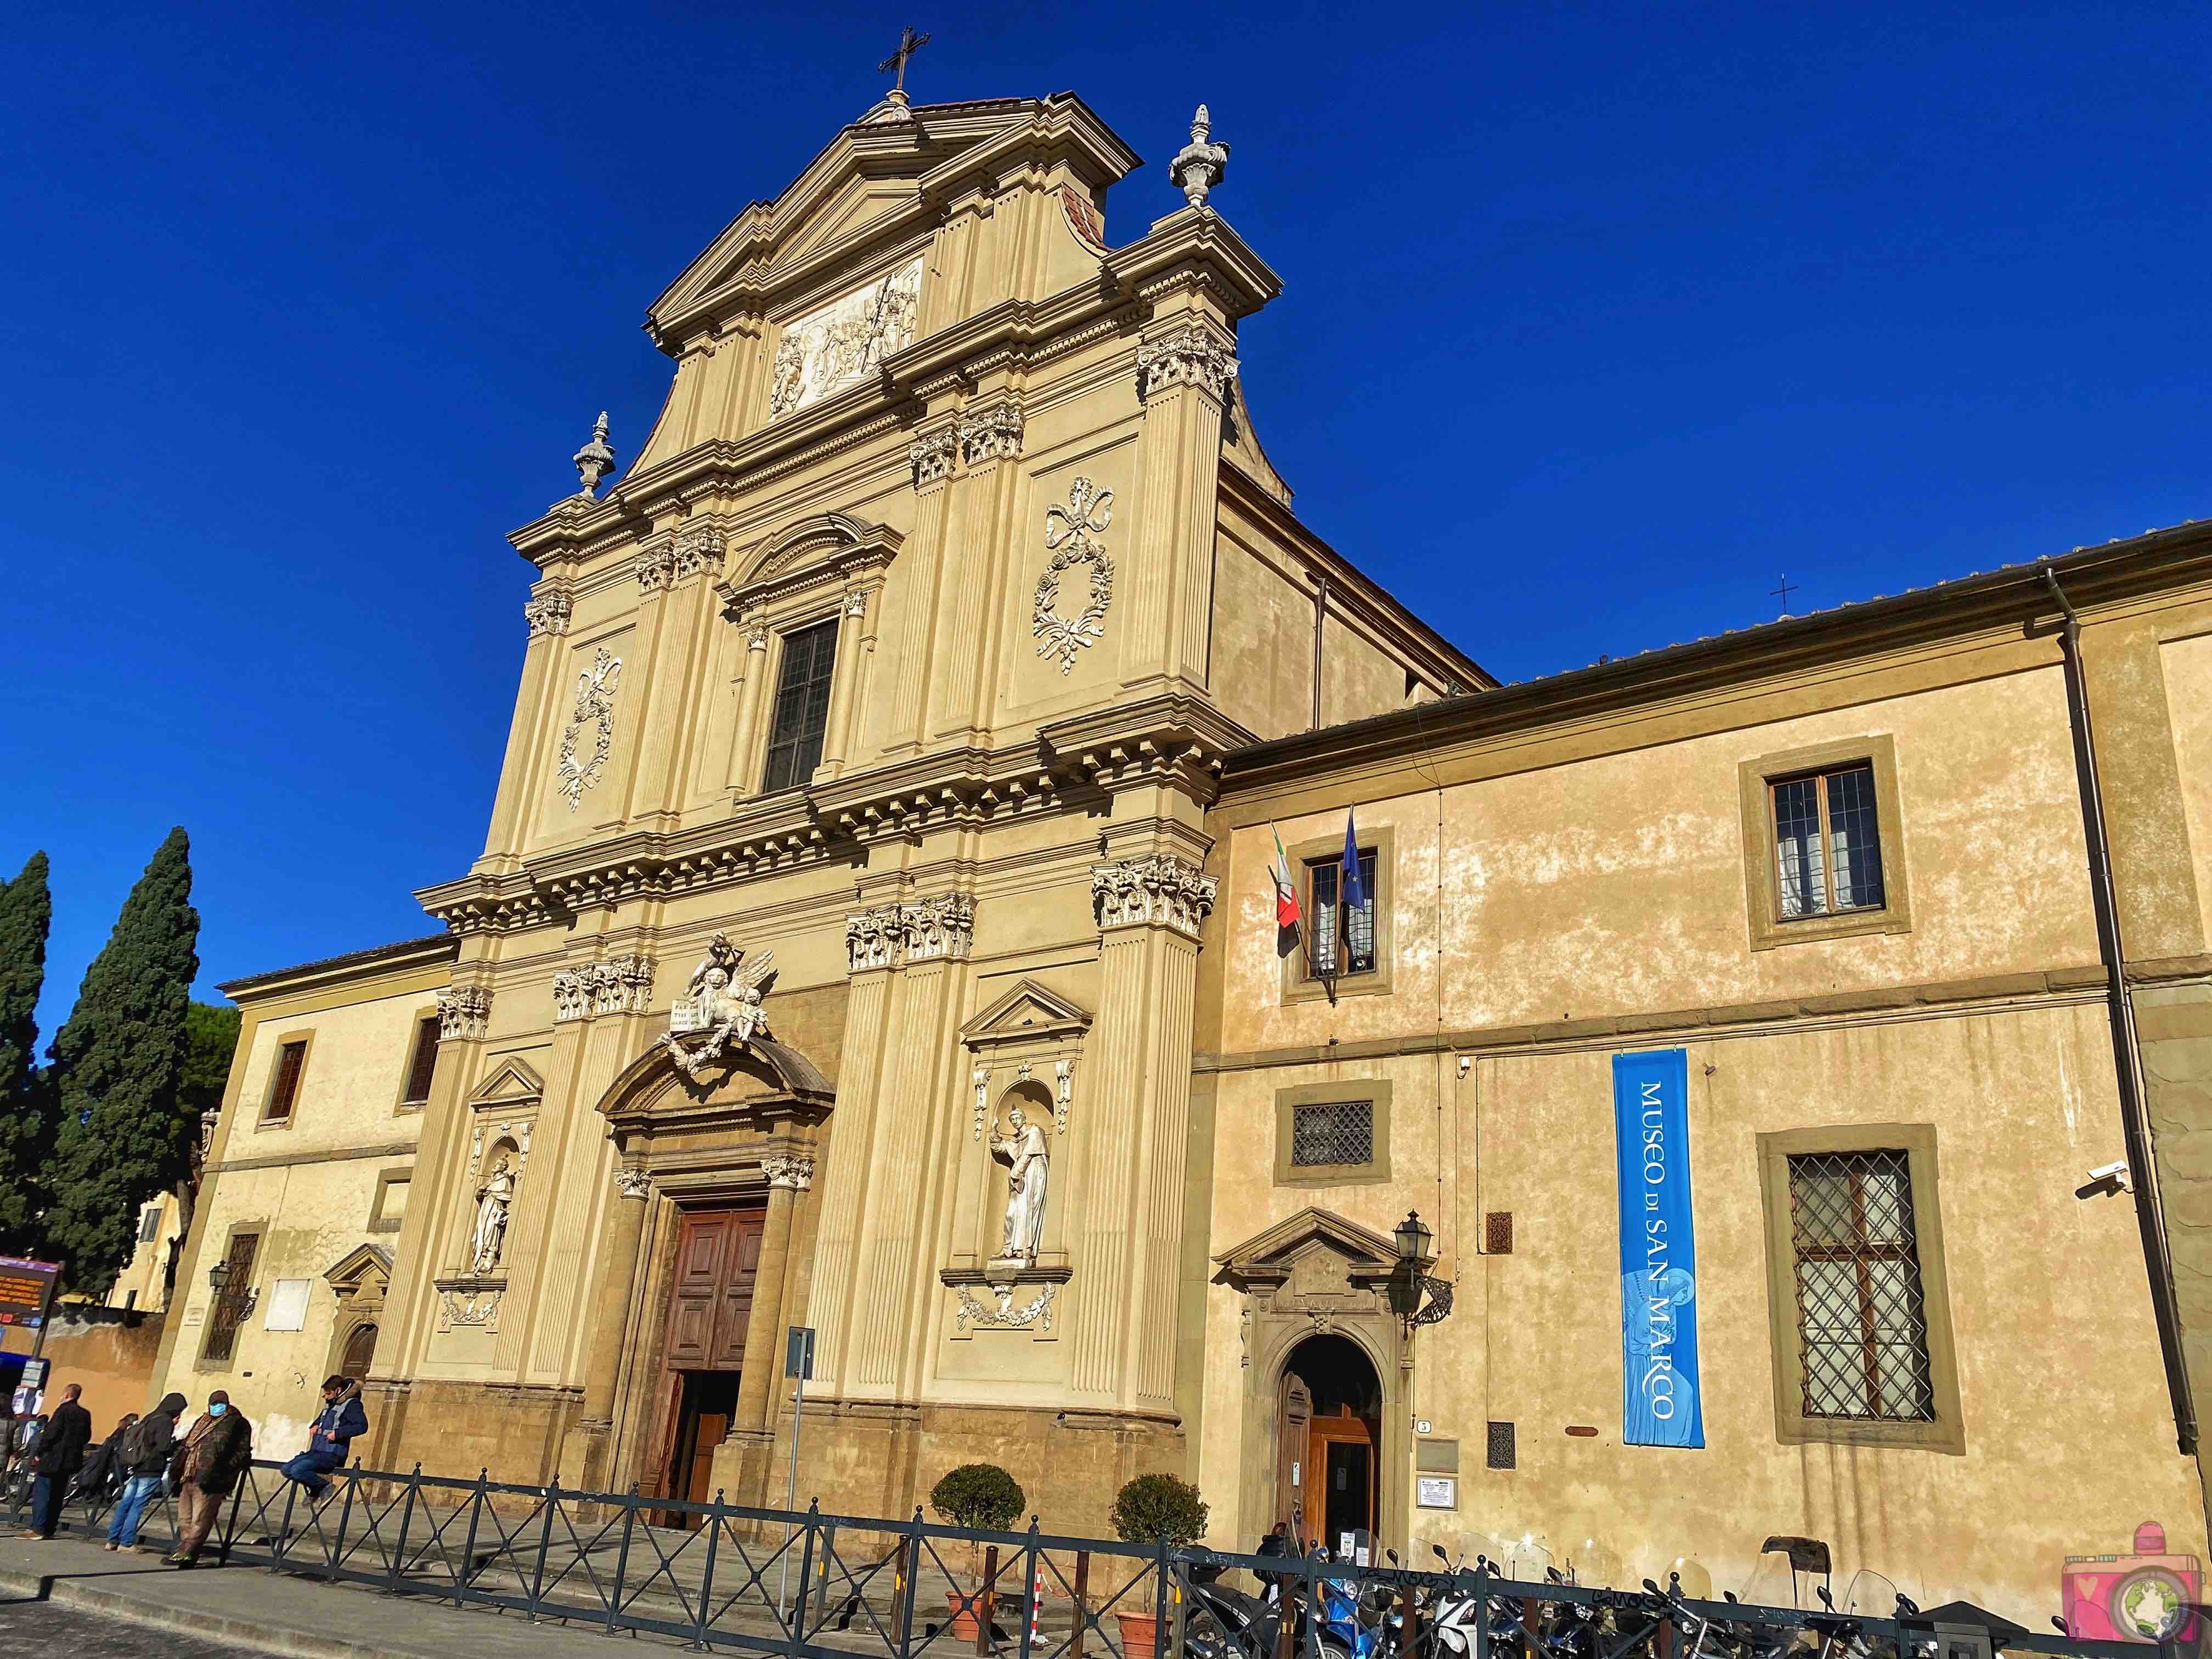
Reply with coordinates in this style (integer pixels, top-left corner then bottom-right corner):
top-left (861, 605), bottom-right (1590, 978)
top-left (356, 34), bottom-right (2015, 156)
top-left (1484, 1211), bottom-right (1514, 1255)
top-left (1290, 1099), bottom-right (1374, 1169)
top-left (1787, 1149), bottom-right (1934, 1422)
top-left (1486, 1421), bottom-right (1516, 1470)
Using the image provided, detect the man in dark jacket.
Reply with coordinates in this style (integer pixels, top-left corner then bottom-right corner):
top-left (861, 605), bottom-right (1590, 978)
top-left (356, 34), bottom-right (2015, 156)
top-left (105, 1392), bottom-right (185, 1551)
top-left (164, 1391), bottom-right (251, 1567)
top-left (279, 1376), bottom-right (366, 1504)
top-left (20, 1384), bottom-right (92, 1539)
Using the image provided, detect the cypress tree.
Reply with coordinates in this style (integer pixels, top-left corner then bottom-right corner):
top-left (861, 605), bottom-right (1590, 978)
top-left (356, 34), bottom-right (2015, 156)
top-left (0, 851), bottom-right (54, 1249)
top-left (42, 828), bottom-right (201, 1289)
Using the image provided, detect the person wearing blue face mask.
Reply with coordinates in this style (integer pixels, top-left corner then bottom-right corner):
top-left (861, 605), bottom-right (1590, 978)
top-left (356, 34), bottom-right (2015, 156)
top-left (164, 1390), bottom-right (252, 1568)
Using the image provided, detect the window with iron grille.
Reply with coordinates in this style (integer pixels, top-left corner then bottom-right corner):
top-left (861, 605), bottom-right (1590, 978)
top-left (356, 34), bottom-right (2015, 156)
top-left (399, 1014), bottom-right (441, 1108)
top-left (1307, 850), bottom-right (1379, 978)
top-left (263, 1039), bottom-right (307, 1124)
top-left (1771, 763), bottom-right (1886, 920)
top-left (1485, 1421), bottom-right (1516, 1470)
top-left (760, 618), bottom-right (840, 794)
top-left (1290, 1098), bottom-right (1374, 1169)
top-left (202, 1231), bottom-right (261, 1364)
top-left (1786, 1149), bottom-right (1934, 1422)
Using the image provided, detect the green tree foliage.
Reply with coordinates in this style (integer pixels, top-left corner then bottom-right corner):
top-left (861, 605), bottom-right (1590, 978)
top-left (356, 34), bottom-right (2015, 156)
top-left (0, 851), bottom-right (54, 1248)
top-left (178, 1001), bottom-right (241, 1159)
top-left (42, 828), bottom-right (201, 1289)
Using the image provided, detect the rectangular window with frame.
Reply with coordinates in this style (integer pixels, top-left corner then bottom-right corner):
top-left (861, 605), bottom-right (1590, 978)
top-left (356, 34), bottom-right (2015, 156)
top-left (1274, 1081), bottom-right (1392, 1186)
top-left (202, 1231), bottom-right (261, 1364)
top-left (263, 1039), bottom-right (308, 1124)
top-left (1771, 763), bottom-right (1887, 919)
top-left (760, 618), bottom-right (840, 794)
top-left (1307, 849), bottom-right (1379, 979)
top-left (1758, 1124), bottom-right (1961, 1453)
top-left (137, 1204), bottom-right (163, 1245)
top-left (398, 1014), bottom-right (441, 1109)
top-left (1787, 1148), bottom-right (1932, 1421)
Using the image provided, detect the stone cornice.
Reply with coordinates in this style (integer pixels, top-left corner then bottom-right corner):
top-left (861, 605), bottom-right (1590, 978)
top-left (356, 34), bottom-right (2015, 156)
top-left (1102, 207), bottom-right (1282, 321)
top-left (1036, 693), bottom-right (1257, 802)
top-left (418, 738), bottom-right (1117, 936)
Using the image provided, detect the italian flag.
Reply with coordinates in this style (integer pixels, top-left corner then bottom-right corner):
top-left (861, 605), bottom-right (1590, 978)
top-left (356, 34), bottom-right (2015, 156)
top-left (1270, 825), bottom-right (1301, 933)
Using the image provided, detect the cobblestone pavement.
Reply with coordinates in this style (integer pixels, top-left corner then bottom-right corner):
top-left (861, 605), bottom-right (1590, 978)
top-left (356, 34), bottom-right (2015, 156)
top-left (0, 1596), bottom-right (262, 1657)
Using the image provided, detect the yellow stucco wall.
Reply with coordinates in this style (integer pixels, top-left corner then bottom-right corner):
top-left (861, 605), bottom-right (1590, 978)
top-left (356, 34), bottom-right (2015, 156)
top-left (1195, 618), bottom-right (2212, 1624)
top-left (154, 953), bottom-right (444, 1458)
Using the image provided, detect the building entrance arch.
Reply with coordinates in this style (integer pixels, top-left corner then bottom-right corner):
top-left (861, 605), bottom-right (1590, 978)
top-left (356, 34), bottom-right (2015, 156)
top-left (1216, 1207), bottom-right (1414, 1555)
top-left (1279, 1333), bottom-right (1383, 1553)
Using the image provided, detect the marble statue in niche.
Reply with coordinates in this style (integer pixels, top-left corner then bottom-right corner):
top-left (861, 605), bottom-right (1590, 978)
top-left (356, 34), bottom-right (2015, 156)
top-left (990, 1104), bottom-right (1049, 1266)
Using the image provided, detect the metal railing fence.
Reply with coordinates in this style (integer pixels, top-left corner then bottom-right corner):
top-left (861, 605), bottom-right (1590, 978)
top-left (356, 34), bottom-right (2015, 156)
top-left (0, 1459), bottom-right (2160, 1659)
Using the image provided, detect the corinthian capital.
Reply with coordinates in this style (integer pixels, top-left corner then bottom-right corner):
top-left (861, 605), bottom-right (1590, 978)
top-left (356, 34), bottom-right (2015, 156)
top-left (437, 984), bottom-right (493, 1042)
top-left (1136, 325), bottom-right (1239, 403)
top-left (1091, 855), bottom-right (1218, 938)
top-left (763, 1153), bottom-right (815, 1192)
top-left (633, 537), bottom-right (677, 593)
top-left (907, 426), bottom-right (958, 490)
top-left (845, 902), bottom-right (906, 974)
top-left (958, 400), bottom-right (1024, 467)
top-left (902, 893), bottom-right (975, 962)
top-left (524, 588), bottom-right (573, 638)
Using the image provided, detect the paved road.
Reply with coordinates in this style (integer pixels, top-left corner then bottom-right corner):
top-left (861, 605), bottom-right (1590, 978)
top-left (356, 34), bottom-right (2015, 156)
top-left (0, 1596), bottom-right (263, 1657)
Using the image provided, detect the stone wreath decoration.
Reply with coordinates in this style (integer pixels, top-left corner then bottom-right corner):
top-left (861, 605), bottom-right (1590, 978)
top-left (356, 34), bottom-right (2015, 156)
top-left (555, 647), bottom-right (622, 811)
top-left (1034, 476), bottom-right (1115, 674)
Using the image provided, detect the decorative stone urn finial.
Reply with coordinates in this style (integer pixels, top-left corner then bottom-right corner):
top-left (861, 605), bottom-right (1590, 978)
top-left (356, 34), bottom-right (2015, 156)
top-left (1170, 104), bottom-right (1229, 210)
top-left (572, 410), bottom-right (614, 496)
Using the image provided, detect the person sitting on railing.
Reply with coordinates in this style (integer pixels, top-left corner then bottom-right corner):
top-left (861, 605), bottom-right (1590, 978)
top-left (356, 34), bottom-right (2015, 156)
top-left (163, 1391), bottom-right (252, 1569)
top-left (278, 1375), bottom-right (366, 1506)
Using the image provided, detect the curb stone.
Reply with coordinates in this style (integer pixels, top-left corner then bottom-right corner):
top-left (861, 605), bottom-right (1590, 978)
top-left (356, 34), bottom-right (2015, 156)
top-left (0, 1566), bottom-right (426, 1659)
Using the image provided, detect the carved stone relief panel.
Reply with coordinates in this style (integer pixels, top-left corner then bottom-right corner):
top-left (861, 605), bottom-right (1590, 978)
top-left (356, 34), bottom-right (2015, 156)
top-left (769, 256), bottom-right (924, 418)
top-left (555, 648), bottom-right (623, 812)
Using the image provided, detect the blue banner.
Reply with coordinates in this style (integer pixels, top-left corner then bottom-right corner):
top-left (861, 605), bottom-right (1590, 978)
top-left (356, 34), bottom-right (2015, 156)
top-left (1612, 1049), bottom-right (1704, 1448)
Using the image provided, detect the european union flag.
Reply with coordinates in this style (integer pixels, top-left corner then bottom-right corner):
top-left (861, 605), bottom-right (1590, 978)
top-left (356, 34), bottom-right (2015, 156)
top-left (1341, 810), bottom-right (1364, 911)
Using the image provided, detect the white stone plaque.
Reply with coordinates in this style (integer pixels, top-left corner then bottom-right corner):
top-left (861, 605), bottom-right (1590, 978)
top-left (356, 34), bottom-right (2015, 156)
top-left (263, 1278), bottom-right (312, 1331)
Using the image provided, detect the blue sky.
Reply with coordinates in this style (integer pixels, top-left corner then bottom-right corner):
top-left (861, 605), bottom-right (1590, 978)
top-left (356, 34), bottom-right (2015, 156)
top-left (5, 3), bottom-right (2209, 1034)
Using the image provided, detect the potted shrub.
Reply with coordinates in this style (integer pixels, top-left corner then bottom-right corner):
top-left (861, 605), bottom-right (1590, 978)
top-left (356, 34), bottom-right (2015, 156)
top-left (928, 1463), bottom-right (1026, 1639)
top-left (1108, 1474), bottom-right (1210, 1659)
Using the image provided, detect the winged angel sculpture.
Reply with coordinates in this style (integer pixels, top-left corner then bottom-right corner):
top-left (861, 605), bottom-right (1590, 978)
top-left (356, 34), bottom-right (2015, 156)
top-left (661, 932), bottom-right (776, 1081)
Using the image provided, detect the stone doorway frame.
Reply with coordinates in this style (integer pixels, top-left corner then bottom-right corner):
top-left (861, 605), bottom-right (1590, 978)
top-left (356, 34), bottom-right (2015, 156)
top-left (1214, 1207), bottom-right (1412, 1553)
top-left (579, 1035), bottom-right (834, 1500)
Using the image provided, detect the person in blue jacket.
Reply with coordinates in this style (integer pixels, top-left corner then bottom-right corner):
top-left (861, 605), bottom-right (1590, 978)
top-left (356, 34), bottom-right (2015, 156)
top-left (280, 1375), bottom-right (366, 1504)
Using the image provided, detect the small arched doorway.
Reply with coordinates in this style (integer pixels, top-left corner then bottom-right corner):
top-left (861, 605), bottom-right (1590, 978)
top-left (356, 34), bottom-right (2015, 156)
top-left (1279, 1334), bottom-right (1383, 1555)
top-left (340, 1322), bottom-right (379, 1380)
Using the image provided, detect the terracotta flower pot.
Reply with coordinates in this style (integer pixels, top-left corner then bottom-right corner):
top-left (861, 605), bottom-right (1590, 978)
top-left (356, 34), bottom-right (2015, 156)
top-left (946, 1588), bottom-right (988, 1641)
top-left (1116, 1610), bottom-right (1161, 1659)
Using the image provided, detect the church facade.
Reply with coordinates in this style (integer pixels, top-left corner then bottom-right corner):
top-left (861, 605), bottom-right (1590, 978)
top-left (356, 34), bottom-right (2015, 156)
top-left (155, 85), bottom-right (2212, 1621)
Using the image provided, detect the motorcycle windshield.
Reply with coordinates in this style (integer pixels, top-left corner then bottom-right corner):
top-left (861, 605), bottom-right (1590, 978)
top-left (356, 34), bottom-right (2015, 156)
top-left (1843, 1571), bottom-right (1900, 1618)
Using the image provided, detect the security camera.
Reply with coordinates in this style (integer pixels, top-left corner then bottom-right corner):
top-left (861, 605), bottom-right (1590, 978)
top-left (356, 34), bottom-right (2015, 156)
top-left (2076, 1160), bottom-right (2134, 1198)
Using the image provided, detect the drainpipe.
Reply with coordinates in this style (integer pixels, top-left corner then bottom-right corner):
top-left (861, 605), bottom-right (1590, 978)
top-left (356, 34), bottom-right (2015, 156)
top-left (2042, 564), bottom-right (2198, 1454)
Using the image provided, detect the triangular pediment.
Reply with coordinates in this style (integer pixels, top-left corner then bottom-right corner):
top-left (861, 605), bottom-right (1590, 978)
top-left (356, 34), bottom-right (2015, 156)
top-left (325, 1243), bottom-right (393, 1293)
top-left (645, 94), bottom-right (1139, 350)
top-left (468, 1056), bottom-right (545, 1106)
top-left (1212, 1206), bottom-right (1399, 1290)
top-left (962, 979), bottom-right (1092, 1049)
